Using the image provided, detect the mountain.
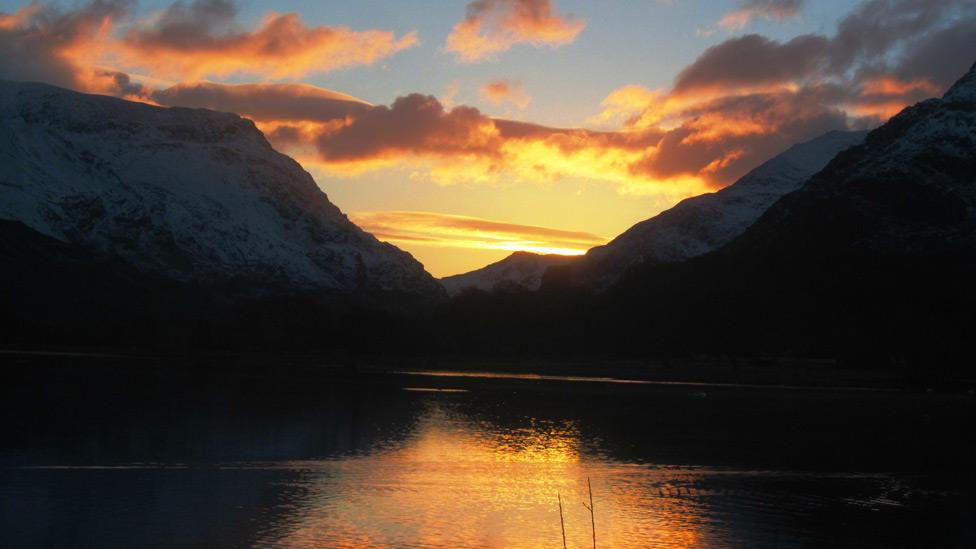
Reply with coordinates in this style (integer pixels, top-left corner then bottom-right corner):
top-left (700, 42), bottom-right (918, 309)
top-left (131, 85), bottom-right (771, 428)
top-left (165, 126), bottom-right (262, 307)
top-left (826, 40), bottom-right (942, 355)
top-left (609, 60), bottom-right (976, 360)
top-left (566, 130), bottom-right (868, 290)
top-left (440, 252), bottom-right (579, 296)
top-left (0, 80), bottom-right (444, 302)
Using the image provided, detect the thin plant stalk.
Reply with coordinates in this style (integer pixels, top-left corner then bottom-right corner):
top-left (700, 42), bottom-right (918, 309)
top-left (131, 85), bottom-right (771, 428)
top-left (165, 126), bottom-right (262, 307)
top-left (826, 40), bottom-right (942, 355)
top-left (581, 477), bottom-right (596, 549)
top-left (558, 492), bottom-right (567, 549)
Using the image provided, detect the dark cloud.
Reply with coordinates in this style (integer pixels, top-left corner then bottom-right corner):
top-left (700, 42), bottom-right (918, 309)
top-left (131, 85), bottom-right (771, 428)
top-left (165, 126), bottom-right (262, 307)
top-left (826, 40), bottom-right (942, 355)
top-left (681, 0), bottom-right (976, 97)
top-left (893, 15), bottom-right (976, 89)
top-left (95, 69), bottom-right (151, 97)
top-left (673, 34), bottom-right (829, 94)
top-left (314, 94), bottom-right (503, 162)
top-left (123, 0), bottom-right (236, 50)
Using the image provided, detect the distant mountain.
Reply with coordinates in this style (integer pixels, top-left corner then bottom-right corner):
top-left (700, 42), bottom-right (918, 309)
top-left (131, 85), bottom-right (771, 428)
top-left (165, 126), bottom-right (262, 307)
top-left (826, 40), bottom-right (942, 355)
top-left (0, 219), bottom-right (181, 346)
top-left (440, 252), bottom-right (579, 296)
top-left (566, 130), bottom-right (868, 290)
top-left (0, 80), bottom-right (444, 302)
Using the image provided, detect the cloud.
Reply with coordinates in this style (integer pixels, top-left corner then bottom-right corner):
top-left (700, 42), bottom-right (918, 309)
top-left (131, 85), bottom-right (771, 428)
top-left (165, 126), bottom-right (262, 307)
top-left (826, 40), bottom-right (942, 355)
top-left (0, 0), bottom-right (416, 90)
top-left (0, 0), bottom-right (132, 90)
top-left (480, 79), bottom-right (532, 109)
top-left (119, 0), bottom-right (418, 80)
top-left (719, 0), bottom-right (804, 30)
top-left (348, 211), bottom-right (608, 256)
top-left (445, 0), bottom-right (585, 62)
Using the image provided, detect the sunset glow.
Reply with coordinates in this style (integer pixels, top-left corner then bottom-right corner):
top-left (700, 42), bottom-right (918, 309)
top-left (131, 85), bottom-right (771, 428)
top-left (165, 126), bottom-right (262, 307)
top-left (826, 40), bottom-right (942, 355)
top-left (350, 210), bottom-right (607, 257)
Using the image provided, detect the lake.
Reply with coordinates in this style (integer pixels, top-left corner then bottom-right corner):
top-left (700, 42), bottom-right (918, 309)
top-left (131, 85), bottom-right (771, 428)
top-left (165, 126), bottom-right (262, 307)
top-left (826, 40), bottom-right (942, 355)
top-left (1, 356), bottom-right (974, 547)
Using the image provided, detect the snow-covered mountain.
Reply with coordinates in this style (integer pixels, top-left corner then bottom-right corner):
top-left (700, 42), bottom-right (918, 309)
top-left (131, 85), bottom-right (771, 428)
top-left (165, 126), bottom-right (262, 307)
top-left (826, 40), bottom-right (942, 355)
top-left (569, 130), bottom-right (868, 290)
top-left (604, 61), bottom-right (976, 357)
top-left (0, 80), bottom-right (444, 301)
top-left (440, 251), bottom-right (578, 296)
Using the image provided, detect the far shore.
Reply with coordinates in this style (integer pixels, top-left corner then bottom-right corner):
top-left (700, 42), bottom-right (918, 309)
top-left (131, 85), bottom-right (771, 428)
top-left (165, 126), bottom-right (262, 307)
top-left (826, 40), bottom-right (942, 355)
top-left (2, 347), bottom-right (974, 394)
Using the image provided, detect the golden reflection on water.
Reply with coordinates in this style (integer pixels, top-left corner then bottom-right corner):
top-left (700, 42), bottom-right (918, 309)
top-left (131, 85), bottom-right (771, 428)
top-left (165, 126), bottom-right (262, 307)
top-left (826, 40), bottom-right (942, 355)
top-left (256, 401), bottom-right (707, 548)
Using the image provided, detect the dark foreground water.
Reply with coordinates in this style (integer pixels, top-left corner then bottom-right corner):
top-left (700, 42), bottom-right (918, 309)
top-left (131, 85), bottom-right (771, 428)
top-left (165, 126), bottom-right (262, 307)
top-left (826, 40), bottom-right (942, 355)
top-left (1, 357), bottom-right (974, 548)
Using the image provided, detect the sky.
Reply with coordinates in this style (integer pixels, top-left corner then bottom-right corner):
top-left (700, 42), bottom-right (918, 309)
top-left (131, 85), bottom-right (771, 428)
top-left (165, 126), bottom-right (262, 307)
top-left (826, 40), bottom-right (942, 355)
top-left (1, 0), bottom-right (974, 276)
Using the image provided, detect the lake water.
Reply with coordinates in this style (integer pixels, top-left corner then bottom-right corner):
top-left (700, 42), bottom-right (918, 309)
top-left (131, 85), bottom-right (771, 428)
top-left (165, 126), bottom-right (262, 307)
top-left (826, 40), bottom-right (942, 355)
top-left (1, 358), bottom-right (974, 547)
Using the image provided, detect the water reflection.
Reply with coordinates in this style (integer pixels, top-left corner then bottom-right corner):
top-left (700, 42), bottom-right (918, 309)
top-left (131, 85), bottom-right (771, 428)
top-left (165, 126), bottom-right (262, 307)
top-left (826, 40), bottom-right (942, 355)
top-left (1, 361), bottom-right (974, 547)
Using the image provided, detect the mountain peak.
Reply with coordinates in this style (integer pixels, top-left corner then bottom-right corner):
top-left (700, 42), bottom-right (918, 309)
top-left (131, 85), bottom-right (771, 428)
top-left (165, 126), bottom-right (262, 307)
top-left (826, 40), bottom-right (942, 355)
top-left (944, 61), bottom-right (976, 103)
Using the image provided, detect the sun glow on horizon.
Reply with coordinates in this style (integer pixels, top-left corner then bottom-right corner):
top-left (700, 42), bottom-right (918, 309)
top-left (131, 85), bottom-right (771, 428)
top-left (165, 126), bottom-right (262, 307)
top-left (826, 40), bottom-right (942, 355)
top-left (349, 210), bottom-right (607, 275)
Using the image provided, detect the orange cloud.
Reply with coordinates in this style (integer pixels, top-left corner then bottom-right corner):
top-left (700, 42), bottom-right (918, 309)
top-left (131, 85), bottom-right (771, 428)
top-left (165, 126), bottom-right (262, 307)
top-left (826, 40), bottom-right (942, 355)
top-left (349, 211), bottom-right (608, 256)
top-left (860, 76), bottom-right (940, 97)
top-left (119, 4), bottom-right (418, 80)
top-left (480, 79), bottom-right (532, 110)
top-left (446, 0), bottom-right (584, 62)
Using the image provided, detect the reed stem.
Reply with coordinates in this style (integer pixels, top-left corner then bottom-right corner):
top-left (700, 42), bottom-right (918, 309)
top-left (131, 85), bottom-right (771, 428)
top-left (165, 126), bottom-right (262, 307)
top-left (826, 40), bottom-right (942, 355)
top-left (558, 492), bottom-right (567, 549)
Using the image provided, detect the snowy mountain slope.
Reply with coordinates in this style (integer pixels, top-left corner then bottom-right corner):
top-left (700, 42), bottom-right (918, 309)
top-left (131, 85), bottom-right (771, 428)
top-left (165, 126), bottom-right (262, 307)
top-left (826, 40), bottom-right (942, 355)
top-left (0, 80), bottom-right (444, 300)
top-left (571, 130), bottom-right (868, 289)
top-left (732, 61), bottom-right (976, 258)
top-left (440, 252), bottom-right (579, 296)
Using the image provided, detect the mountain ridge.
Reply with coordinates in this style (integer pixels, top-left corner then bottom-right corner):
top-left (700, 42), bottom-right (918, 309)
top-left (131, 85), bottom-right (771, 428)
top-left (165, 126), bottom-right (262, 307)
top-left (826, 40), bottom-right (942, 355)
top-left (568, 129), bottom-right (869, 290)
top-left (0, 80), bottom-right (445, 301)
